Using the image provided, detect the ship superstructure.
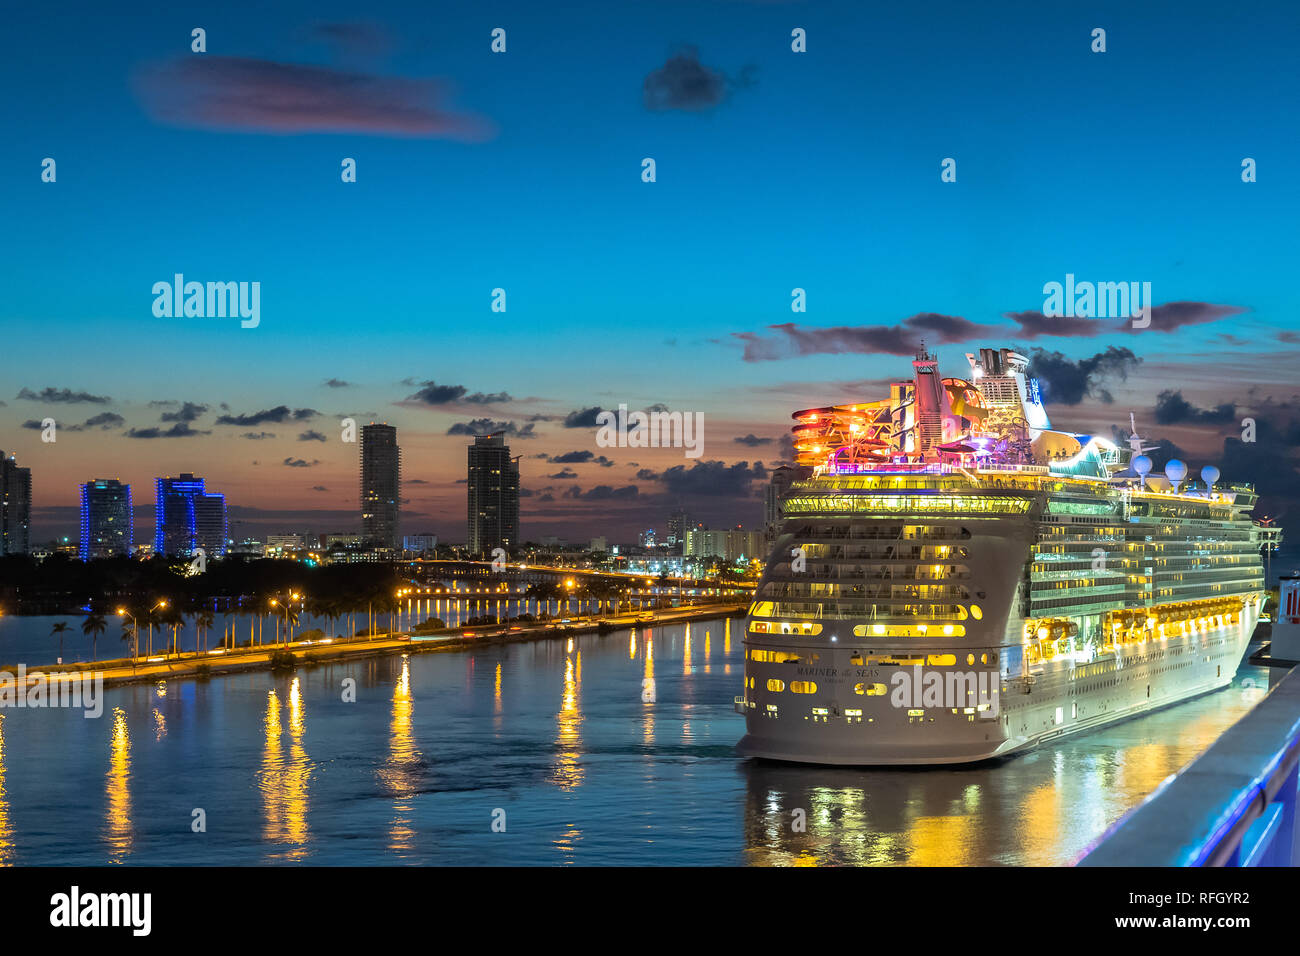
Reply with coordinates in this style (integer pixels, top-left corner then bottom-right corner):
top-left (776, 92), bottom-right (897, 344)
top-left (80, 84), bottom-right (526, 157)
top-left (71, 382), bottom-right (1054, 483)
top-left (736, 346), bottom-right (1280, 765)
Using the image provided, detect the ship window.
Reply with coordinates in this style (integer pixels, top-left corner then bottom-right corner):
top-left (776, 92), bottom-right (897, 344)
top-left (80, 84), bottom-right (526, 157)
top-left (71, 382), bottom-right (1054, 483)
top-left (790, 681), bottom-right (818, 694)
top-left (854, 682), bottom-right (887, 696)
top-left (966, 653), bottom-right (975, 666)
top-left (766, 679), bottom-right (785, 692)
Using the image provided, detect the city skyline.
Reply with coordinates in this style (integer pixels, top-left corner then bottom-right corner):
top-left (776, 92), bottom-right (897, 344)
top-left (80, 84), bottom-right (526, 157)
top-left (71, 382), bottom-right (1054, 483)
top-left (3, 2), bottom-right (1298, 558)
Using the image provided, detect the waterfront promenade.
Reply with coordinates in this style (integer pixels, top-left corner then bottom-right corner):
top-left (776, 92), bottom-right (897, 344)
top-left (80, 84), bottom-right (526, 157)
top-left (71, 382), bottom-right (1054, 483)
top-left (0, 602), bottom-right (747, 690)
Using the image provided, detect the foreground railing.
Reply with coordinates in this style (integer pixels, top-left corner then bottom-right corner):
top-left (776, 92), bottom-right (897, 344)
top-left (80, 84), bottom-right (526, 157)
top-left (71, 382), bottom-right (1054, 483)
top-left (1080, 667), bottom-right (1300, 866)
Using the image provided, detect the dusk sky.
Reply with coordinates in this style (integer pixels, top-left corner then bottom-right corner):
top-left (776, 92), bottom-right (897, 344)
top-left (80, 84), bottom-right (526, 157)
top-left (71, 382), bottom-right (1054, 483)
top-left (3, 1), bottom-right (1299, 553)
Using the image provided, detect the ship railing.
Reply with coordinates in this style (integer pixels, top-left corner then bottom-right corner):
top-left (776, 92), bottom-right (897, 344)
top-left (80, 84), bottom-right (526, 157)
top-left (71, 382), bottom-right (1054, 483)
top-left (1079, 666), bottom-right (1300, 866)
top-left (975, 463), bottom-right (1050, 475)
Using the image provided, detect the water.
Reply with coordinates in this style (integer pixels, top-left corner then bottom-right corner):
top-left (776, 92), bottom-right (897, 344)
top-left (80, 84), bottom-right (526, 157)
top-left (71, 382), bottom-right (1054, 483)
top-left (0, 619), bottom-right (1270, 865)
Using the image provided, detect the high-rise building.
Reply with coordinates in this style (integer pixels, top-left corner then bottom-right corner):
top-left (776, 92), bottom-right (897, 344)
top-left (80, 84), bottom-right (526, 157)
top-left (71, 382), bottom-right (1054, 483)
top-left (360, 423), bottom-right (401, 549)
top-left (155, 473), bottom-right (227, 557)
top-left (467, 433), bottom-right (519, 555)
top-left (0, 451), bottom-right (32, 556)
top-left (80, 479), bottom-right (133, 560)
top-left (666, 508), bottom-right (689, 549)
top-left (402, 534), bottom-right (438, 553)
top-left (684, 528), bottom-right (765, 563)
top-left (764, 465), bottom-right (805, 540)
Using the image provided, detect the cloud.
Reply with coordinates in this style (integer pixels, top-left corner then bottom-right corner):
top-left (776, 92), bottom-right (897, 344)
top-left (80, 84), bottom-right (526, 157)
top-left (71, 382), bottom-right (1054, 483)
top-left (1008, 301), bottom-right (1246, 339)
top-left (298, 429), bottom-right (328, 442)
top-left (548, 469), bottom-right (579, 479)
top-left (402, 381), bottom-right (514, 406)
top-left (546, 450), bottom-right (613, 466)
top-left (643, 46), bottom-right (754, 112)
top-left (639, 460), bottom-right (768, 496)
top-left (215, 405), bottom-right (317, 426)
top-left (16, 387), bottom-right (111, 404)
top-left (241, 431), bottom-right (276, 440)
top-left (126, 423), bottom-right (211, 439)
top-left (283, 457), bottom-right (320, 468)
top-left (446, 418), bottom-right (538, 438)
top-left (82, 412), bottom-right (125, 430)
top-left (563, 407), bottom-right (605, 428)
top-left (563, 485), bottom-right (640, 501)
top-left (311, 485), bottom-right (330, 492)
top-left (1154, 390), bottom-right (1236, 425)
top-left (1127, 302), bottom-right (1247, 335)
top-left (323, 378), bottom-right (353, 388)
top-left (734, 434), bottom-right (773, 447)
top-left (159, 401), bottom-right (208, 423)
top-left (736, 314), bottom-right (1000, 361)
top-left (1005, 311), bottom-right (1108, 339)
top-left (134, 56), bottom-right (495, 140)
top-left (1026, 347), bottom-right (1141, 406)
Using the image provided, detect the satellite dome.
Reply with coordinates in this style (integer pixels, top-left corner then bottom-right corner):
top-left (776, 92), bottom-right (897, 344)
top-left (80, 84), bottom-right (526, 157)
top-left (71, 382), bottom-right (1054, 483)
top-left (1133, 455), bottom-right (1152, 476)
top-left (1201, 464), bottom-right (1220, 488)
top-left (1166, 458), bottom-right (1187, 492)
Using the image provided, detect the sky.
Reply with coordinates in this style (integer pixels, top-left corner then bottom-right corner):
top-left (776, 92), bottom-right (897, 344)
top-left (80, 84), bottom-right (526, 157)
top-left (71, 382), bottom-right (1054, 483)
top-left (2, 0), bottom-right (1299, 558)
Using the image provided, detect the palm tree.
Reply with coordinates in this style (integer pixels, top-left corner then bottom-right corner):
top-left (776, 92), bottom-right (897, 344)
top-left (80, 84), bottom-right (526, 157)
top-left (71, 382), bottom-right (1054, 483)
top-left (160, 603), bottom-right (185, 658)
top-left (194, 608), bottom-right (215, 655)
top-left (82, 610), bottom-right (107, 662)
top-left (50, 621), bottom-right (71, 662)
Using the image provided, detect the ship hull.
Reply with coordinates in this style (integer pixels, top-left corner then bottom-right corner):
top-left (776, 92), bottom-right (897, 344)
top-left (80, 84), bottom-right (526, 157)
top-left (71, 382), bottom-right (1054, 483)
top-left (736, 602), bottom-right (1259, 766)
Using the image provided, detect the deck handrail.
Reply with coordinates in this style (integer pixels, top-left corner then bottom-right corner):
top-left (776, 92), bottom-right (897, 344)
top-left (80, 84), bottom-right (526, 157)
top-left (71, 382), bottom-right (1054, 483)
top-left (1079, 666), bottom-right (1300, 866)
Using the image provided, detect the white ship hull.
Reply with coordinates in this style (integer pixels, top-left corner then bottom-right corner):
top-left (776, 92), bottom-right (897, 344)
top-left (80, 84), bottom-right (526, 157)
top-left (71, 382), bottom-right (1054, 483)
top-left (736, 602), bottom-right (1258, 765)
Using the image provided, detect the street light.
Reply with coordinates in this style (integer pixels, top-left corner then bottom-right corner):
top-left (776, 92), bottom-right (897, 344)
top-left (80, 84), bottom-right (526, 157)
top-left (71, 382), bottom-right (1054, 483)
top-left (269, 591), bottom-right (303, 647)
top-left (116, 599), bottom-right (166, 667)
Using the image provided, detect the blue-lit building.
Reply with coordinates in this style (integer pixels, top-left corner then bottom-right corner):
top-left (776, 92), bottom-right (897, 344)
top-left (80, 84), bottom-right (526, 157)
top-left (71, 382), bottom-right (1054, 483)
top-left (79, 479), bottom-right (132, 560)
top-left (155, 473), bottom-right (227, 557)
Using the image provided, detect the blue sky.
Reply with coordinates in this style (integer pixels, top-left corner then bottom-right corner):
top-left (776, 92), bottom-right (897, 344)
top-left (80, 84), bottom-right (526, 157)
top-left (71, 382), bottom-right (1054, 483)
top-left (2, 0), bottom-right (1299, 550)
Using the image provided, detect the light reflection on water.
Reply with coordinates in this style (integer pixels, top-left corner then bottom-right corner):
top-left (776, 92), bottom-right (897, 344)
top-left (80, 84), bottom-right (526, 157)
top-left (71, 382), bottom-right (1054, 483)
top-left (0, 620), bottom-right (1271, 865)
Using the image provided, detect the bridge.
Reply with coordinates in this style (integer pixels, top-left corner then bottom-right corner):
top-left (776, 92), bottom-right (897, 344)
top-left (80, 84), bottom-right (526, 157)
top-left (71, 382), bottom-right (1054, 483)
top-left (1081, 665), bottom-right (1300, 866)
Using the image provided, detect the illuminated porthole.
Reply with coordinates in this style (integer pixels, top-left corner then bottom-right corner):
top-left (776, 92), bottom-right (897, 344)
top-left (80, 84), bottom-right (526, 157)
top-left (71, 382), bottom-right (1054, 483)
top-left (854, 682), bottom-right (887, 696)
top-left (766, 678), bottom-right (785, 692)
top-left (980, 653), bottom-right (988, 665)
top-left (970, 604), bottom-right (983, 620)
top-left (790, 681), bottom-right (818, 694)
top-left (966, 653), bottom-right (975, 666)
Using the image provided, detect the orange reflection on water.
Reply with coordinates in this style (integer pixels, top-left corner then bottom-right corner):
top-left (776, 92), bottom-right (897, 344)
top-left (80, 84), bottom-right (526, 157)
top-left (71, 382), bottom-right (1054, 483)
top-left (551, 652), bottom-right (584, 790)
top-left (261, 680), bottom-right (312, 860)
top-left (381, 659), bottom-right (420, 853)
top-left (104, 707), bottom-right (133, 863)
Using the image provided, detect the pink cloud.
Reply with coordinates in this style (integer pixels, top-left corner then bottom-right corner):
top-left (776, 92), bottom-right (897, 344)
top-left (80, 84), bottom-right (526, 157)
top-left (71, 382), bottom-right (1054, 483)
top-left (134, 56), bottom-right (495, 140)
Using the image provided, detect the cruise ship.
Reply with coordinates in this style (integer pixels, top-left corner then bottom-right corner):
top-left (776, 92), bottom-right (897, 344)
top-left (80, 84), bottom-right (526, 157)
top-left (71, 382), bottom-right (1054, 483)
top-left (736, 345), bottom-right (1281, 765)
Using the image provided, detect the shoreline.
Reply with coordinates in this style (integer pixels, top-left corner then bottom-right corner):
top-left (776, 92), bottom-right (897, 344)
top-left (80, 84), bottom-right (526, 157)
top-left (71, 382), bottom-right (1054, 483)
top-left (2, 603), bottom-right (748, 690)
